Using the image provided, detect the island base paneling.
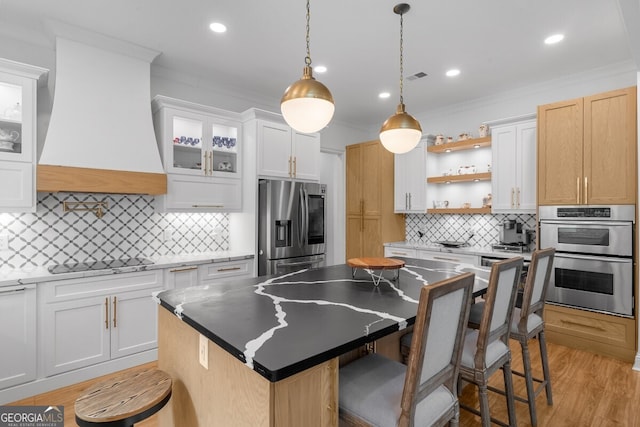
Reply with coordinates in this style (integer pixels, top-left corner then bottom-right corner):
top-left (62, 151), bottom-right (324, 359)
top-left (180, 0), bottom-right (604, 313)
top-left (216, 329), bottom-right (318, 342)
top-left (157, 308), bottom-right (338, 427)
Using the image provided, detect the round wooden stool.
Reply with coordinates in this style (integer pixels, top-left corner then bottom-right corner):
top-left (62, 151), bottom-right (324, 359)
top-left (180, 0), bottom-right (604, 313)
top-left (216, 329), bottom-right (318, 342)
top-left (347, 257), bottom-right (405, 286)
top-left (75, 368), bottom-right (172, 427)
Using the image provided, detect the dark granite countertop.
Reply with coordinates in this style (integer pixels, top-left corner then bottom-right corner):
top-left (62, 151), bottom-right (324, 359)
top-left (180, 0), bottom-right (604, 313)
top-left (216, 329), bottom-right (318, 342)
top-left (156, 257), bottom-right (492, 382)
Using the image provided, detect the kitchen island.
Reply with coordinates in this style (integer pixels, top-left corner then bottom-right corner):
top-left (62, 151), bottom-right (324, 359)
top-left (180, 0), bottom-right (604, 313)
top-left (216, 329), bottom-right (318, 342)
top-left (155, 257), bottom-right (491, 426)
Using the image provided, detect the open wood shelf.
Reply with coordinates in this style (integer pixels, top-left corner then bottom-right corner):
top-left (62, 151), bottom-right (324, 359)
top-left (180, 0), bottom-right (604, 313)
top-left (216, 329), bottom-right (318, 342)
top-left (427, 207), bottom-right (492, 214)
top-left (427, 136), bottom-right (491, 153)
top-left (427, 172), bottom-right (491, 184)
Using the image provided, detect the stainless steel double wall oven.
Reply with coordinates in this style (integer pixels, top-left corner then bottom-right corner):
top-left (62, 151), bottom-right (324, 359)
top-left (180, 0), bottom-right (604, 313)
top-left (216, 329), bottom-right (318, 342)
top-left (539, 205), bottom-right (635, 317)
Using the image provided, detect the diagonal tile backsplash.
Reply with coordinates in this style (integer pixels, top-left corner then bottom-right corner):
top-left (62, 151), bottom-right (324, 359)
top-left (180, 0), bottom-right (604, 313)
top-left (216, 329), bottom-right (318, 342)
top-left (405, 213), bottom-right (537, 247)
top-left (0, 193), bottom-right (229, 270)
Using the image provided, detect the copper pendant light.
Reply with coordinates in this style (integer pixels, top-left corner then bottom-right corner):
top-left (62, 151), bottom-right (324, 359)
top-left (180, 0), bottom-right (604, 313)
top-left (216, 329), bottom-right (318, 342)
top-left (280, 0), bottom-right (335, 134)
top-left (379, 3), bottom-right (422, 154)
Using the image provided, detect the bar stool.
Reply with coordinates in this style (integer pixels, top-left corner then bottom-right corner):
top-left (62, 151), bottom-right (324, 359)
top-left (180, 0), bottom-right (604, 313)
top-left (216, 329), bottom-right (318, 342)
top-left (75, 368), bottom-right (172, 427)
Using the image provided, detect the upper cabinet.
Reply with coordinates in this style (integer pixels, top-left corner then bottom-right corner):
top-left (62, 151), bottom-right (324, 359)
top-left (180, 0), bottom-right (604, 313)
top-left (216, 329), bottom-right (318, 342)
top-left (257, 119), bottom-right (320, 182)
top-left (538, 87), bottom-right (637, 205)
top-left (394, 138), bottom-right (427, 213)
top-left (426, 136), bottom-right (492, 214)
top-left (0, 59), bottom-right (47, 213)
top-left (152, 96), bottom-right (243, 212)
top-left (490, 117), bottom-right (537, 213)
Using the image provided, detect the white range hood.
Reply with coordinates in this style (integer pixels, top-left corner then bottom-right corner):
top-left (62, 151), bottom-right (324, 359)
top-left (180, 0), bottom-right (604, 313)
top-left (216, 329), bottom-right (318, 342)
top-left (38, 35), bottom-right (166, 195)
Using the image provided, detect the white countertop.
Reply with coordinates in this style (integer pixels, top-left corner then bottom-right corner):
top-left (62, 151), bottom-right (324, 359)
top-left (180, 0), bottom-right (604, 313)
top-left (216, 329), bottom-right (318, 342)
top-left (0, 251), bottom-right (255, 288)
top-left (384, 241), bottom-right (532, 260)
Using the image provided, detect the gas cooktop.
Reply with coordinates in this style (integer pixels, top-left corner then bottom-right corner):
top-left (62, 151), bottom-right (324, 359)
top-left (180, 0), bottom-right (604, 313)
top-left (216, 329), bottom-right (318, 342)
top-left (48, 257), bottom-right (154, 274)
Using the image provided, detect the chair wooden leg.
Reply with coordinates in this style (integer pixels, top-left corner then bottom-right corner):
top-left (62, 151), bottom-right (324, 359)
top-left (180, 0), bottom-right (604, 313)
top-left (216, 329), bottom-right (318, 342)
top-left (520, 338), bottom-right (538, 427)
top-left (539, 330), bottom-right (553, 405)
top-left (502, 359), bottom-right (517, 427)
top-left (477, 383), bottom-right (492, 427)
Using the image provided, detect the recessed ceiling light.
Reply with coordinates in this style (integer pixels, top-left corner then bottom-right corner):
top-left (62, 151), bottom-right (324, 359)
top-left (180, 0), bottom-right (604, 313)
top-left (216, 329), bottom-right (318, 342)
top-left (314, 65), bottom-right (327, 73)
top-left (446, 69), bottom-right (460, 77)
top-left (379, 92), bottom-right (391, 99)
top-left (544, 34), bottom-right (564, 45)
top-left (209, 22), bottom-right (227, 33)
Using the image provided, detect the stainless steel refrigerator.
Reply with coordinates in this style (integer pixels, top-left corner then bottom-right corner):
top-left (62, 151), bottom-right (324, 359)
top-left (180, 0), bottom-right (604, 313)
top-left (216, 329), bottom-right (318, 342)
top-left (258, 179), bottom-right (326, 276)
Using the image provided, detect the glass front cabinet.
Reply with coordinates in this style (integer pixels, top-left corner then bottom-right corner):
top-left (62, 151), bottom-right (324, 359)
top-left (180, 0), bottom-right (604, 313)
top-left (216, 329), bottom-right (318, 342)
top-left (0, 59), bottom-right (47, 212)
top-left (152, 96), bottom-right (242, 212)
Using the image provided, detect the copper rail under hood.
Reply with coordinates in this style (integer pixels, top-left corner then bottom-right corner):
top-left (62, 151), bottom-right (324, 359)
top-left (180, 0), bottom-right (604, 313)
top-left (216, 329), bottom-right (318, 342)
top-left (37, 26), bottom-right (166, 195)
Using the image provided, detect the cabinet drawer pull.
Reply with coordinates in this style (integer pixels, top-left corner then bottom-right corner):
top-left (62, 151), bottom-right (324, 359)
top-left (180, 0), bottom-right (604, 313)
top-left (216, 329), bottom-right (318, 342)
top-left (217, 266), bottom-right (242, 272)
top-left (293, 157), bottom-right (297, 177)
top-left (390, 251), bottom-right (409, 256)
top-left (105, 297), bottom-right (109, 330)
top-left (192, 205), bottom-right (224, 208)
top-left (288, 157), bottom-right (292, 177)
top-left (0, 287), bottom-right (26, 294)
top-left (113, 296), bottom-right (117, 328)
top-left (560, 319), bottom-right (606, 331)
top-left (516, 187), bottom-right (521, 208)
top-left (169, 266), bottom-right (198, 273)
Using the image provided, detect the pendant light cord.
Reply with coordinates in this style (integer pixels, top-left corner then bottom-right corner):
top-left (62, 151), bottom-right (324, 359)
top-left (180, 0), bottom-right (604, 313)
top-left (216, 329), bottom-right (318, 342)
top-left (399, 12), bottom-right (404, 104)
top-left (305, 0), bottom-right (312, 66)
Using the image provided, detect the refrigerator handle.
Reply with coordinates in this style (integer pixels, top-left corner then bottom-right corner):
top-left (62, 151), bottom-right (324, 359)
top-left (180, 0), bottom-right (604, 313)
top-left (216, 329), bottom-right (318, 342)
top-left (303, 188), bottom-right (309, 246)
top-left (297, 186), bottom-right (305, 247)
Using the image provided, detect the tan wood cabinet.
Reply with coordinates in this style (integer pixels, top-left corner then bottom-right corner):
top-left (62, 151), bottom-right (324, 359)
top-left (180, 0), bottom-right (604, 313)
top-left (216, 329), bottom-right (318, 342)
top-left (346, 140), bottom-right (404, 260)
top-left (538, 86), bottom-right (637, 205)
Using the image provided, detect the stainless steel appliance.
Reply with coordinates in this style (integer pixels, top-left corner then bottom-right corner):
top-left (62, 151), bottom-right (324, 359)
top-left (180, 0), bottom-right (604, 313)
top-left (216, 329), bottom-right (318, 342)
top-left (539, 205), bottom-right (634, 317)
top-left (258, 179), bottom-right (326, 275)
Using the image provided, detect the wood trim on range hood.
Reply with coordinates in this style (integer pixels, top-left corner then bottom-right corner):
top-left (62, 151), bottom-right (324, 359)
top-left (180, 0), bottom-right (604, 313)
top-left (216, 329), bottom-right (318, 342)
top-left (38, 26), bottom-right (167, 195)
top-left (37, 165), bottom-right (167, 195)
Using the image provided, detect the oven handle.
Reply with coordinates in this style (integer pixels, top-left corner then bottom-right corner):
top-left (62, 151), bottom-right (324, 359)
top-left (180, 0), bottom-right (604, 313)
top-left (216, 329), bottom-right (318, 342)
top-left (540, 220), bottom-right (632, 227)
top-left (554, 253), bottom-right (633, 263)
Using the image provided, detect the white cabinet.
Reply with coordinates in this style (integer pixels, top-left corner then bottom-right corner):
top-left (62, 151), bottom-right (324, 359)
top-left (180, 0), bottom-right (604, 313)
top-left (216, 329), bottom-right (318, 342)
top-left (257, 119), bottom-right (320, 181)
top-left (199, 258), bottom-right (254, 288)
top-left (0, 284), bottom-right (36, 390)
top-left (165, 265), bottom-right (199, 290)
top-left (152, 95), bottom-right (242, 212)
top-left (394, 139), bottom-right (427, 213)
top-left (417, 249), bottom-right (479, 266)
top-left (491, 117), bottom-right (536, 213)
top-left (165, 258), bottom-right (255, 291)
top-left (39, 270), bottom-right (162, 377)
top-left (0, 59), bottom-right (47, 212)
top-left (384, 246), bottom-right (417, 258)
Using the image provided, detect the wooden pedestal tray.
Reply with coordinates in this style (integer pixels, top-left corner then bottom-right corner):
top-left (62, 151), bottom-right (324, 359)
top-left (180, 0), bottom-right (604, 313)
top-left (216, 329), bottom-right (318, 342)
top-left (347, 257), bottom-right (406, 286)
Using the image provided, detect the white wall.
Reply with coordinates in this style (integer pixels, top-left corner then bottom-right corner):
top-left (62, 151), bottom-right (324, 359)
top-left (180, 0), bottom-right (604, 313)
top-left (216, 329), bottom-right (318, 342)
top-left (410, 61), bottom-right (637, 138)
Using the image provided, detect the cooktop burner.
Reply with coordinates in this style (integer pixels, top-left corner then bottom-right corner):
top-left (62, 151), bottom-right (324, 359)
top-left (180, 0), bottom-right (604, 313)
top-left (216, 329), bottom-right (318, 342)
top-left (48, 257), bottom-right (154, 274)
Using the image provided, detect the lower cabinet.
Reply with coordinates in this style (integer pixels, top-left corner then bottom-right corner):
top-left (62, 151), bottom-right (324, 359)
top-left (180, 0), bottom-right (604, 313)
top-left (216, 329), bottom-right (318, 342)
top-left (544, 303), bottom-right (636, 362)
top-left (417, 249), bottom-right (479, 266)
top-left (199, 258), bottom-right (254, 287)
top-left (0, 284), bottom-right (36, 390)
top-left (383, 246), bottom-right (417, 258)
top-left (165, 265), bottom-right (199, 290)
top-left (39, 270), bottom-right (163, 377)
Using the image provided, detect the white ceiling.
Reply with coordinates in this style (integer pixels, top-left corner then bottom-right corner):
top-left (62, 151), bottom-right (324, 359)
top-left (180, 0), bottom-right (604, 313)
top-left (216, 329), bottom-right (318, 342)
top-left (0, 0), bottom-right (636, 130)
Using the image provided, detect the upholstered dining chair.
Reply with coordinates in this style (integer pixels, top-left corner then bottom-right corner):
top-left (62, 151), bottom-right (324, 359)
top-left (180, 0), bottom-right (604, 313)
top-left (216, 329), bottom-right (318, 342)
top-left (339, 272), bottom-right (475, 427)
top-left (458, 256), bottom-right (523, 427)
top-left (468, 248), bottom-right (555, 426)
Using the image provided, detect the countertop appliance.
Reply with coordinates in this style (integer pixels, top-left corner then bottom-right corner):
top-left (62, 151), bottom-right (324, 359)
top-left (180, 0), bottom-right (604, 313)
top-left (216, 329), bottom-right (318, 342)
top-left (539, 205), bottom-right (634, 317)
top-left (48, 257), bottom-right (153, 274)
top-left (493, 219), bottom-right (532, 253)
top-left (258, 179), bottom-right (326, 276)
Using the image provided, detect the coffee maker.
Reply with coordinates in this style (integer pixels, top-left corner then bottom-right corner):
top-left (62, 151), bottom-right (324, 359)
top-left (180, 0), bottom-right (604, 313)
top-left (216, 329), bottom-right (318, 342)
top-left (499, 219), bottom-right (529, 245)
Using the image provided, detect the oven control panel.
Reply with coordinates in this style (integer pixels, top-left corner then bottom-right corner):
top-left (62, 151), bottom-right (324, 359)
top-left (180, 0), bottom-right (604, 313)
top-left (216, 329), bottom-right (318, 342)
top-left (556, 207), bottom-right (611, 218)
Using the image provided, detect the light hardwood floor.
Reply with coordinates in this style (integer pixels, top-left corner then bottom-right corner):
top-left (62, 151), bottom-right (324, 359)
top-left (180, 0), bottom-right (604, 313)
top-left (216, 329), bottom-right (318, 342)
top-left (8, 341), bottom-right (640, 426)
